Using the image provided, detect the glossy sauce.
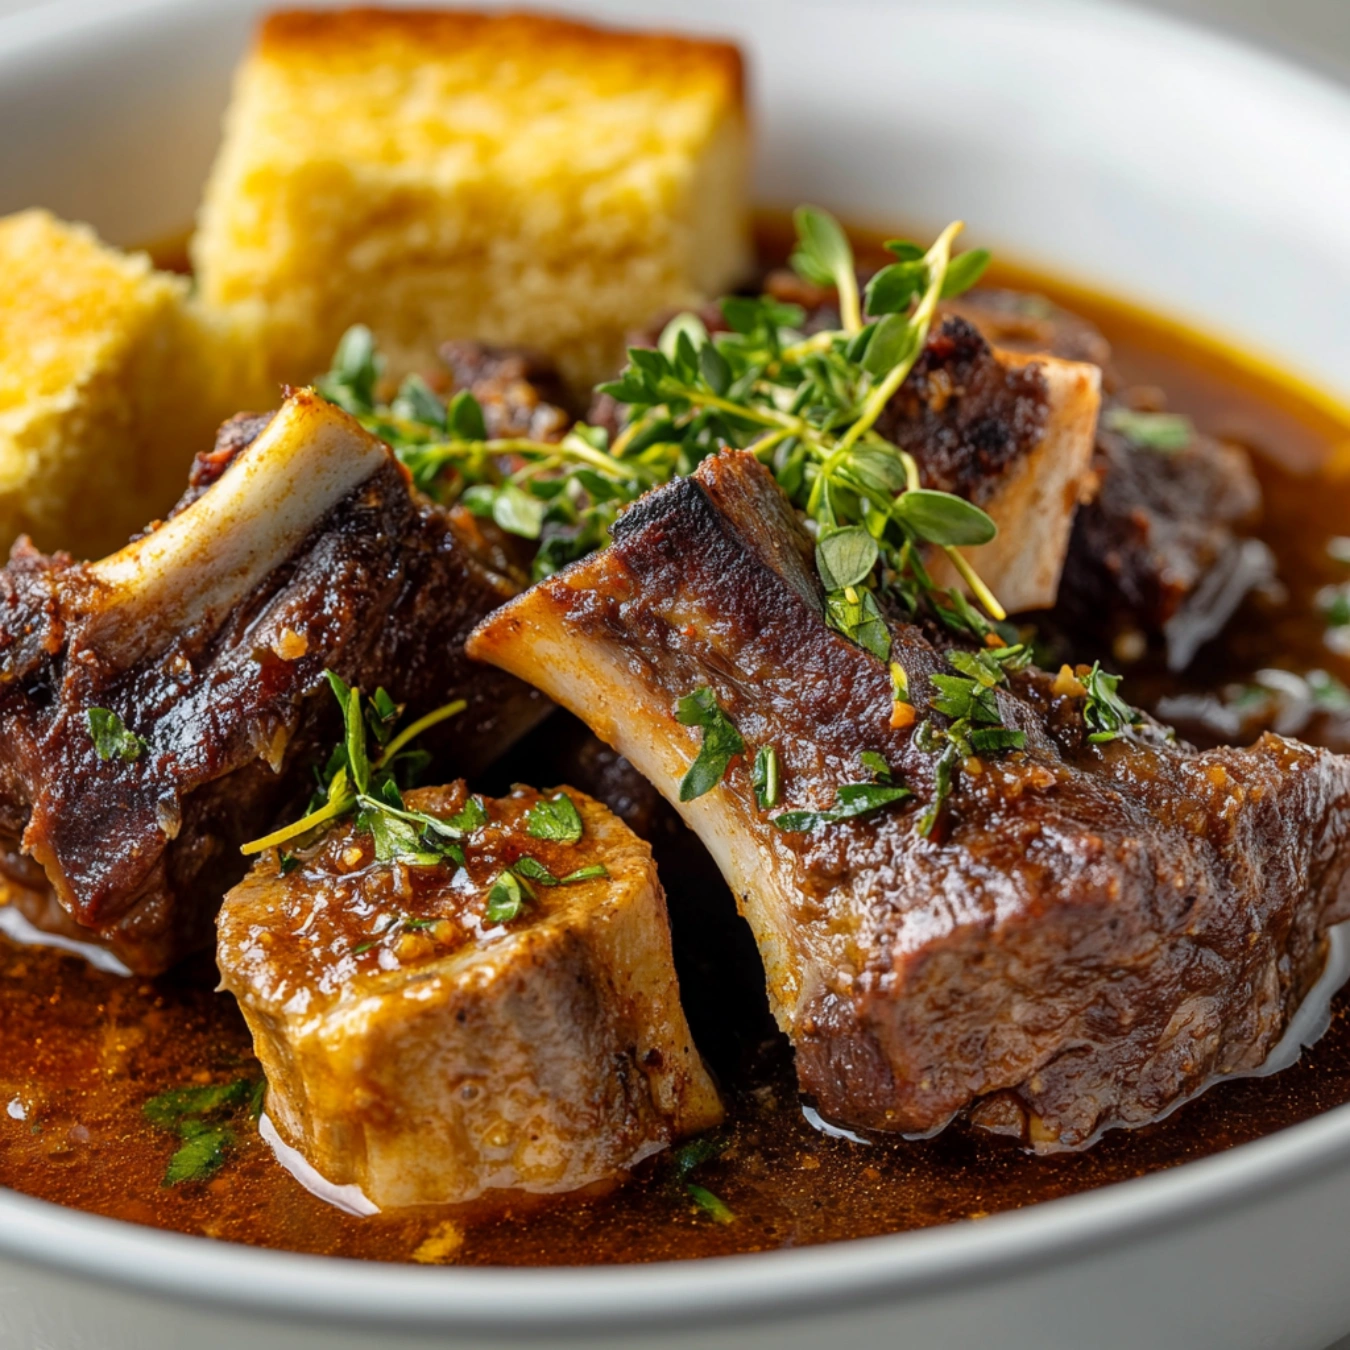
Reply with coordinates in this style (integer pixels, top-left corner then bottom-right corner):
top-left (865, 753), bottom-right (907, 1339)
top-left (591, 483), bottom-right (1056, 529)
top-left (4, 221), bottom-right (1350, 1265)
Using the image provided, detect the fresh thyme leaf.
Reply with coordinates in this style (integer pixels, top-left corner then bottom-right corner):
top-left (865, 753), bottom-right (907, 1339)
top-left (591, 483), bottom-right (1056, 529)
top-left (316, 324), bottom-right (380, 415)
top-left (447, 389), bottom-right (488, 442)
top-left (86, 707), bottom-right (147, 762)
top-left (940, 248), bottom-right (992, 298)
top-left (525, 793), bottom-right (583, 844)
top-left (773, 781), bottom-right (911, 832)
top-left (391, 374), bottom-right (446, 431)
top-left (883, 239), bottom-right (924, 261)
top-left (513, 856), bottom-right (559, 885)
top-left (142, 1080), bottom-right (252, 1129)
top-left (968, 726), bottom-right (1027, 753)
top-left (143, 1078), bottom-right (259, 1187)
top-left (825, 587), bottom-right (892, 662)
top-left (164, 1121), bottom-right (234, 1187)
top-left (752, 744), bottom-right (781, 810)
top-left (676, 688), bottom-right (745, 802)
top-left (687, 1183), bottom-right (736, 1224)
top-left (928, 672), bottom-right (1001, 725)
top-left (858, 750), bottom-right (893, 782)
top-left (917, 737), bottom-right (960, 837)
top-left (790, 204), bottom-right (854, 289)
top-left (1102, 407), bottom-right (1194, 453)
top-left (816, 526), bottom-right (880, 591)
top-left (486, 871), bottom-right (526, 923)
top-left (893, 490), bottom-right (997, 547)
top-left (864, 260), bottom-right (928, 316)
top-left (491, 484), bottom-right (547, 539)
top-left (559, 864), bottom-right (609, 884)
top-left (1082, 662), bottom-right (1144, 743)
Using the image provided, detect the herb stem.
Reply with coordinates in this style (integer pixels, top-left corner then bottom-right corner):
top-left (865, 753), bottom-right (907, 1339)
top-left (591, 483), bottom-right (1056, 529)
top-left (377, 698), bottom-right (467, 766)
top-left (241, 790), bottom-right (357, 856)
top-left (941, 546), bottom-right (1007, 622)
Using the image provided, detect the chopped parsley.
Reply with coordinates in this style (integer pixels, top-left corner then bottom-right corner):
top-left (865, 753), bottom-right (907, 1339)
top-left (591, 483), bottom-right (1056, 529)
top-left (669, 1134), bottom-right (735, 1225)
top-left (525, 792), bottom-right (584, 844)
top-left (773, 780), bottom-right (912, 833)
top-left (675, 687), bottom-right (745, 802)
top-left (142, 1078), bottom-right (262, 1187)
top-left (1081, 662), bottom-right (1144, 744)
top-left (86, 707), bottom-right (147, 762)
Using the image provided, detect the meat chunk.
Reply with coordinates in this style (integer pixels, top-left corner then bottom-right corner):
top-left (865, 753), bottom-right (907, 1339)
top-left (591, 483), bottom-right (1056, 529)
top-left (0, 391), bottom-right (544, 973)
top-left (437, 340), bottom-right (572, 443)
top-left (218, 783), bottom-right (721, 1207)
top-left (1055, 406), bottom-right (1268, 668)
top-left (469, 450), bottom-right (1350, 1150)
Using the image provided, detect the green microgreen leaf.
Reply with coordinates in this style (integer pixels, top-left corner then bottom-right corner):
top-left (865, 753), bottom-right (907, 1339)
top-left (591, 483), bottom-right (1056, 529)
top-left (892, 490), bottom-right (998, 547)
top-left (447, 389), bottom-right (488, 442)
top-left (525, 793), bottom-right (584, 844)
top-left (316, 324), bottom-right (380, 415)
top-left (391, 374), bottom-right (447, 431)
top-left (773, 780), bottom-right (911, 832)
top-left (486, 871), bottom-right (526, 923)
top-left (1102, 406), bottom-right (1194, 453)
top-left (1081, 662), bottom-right (1144, 743)
top-left (687, 1183), bottom-right (736, 1224)
top-left (940, 248), bottom-right (992, 298)
top-left (752, 744), bottom-right (781, 810)
top-left (559, 864), bottom-right (609, 884)
top-left (864, 260), bottom-right (928, 316)
top-left (858, 750), bottom-right (893, 782)
top-left (816, 526), bottom-right (880, 591)
top-left (86, 707), bottom-right (147, 762)
top-left (676, 688), bottom-right (746, 802)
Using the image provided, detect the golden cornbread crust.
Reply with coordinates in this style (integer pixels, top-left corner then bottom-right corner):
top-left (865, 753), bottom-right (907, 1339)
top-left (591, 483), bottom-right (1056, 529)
top-left (0, 210), bottom-right (271, 557)
top-left (193, 7), bottom-right (752, 391)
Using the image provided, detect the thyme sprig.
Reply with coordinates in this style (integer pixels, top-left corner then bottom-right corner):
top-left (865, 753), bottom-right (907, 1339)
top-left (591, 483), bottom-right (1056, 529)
top-left (240, 672), bottom-right (467, 859)
top-left (315, 207), bottom-right (1005, 641)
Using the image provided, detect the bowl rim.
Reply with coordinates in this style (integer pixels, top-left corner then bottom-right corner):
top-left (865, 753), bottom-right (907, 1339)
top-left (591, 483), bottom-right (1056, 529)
top-left (5, 1098), bottom-right (1350, 1334)
top-left (5, 0), bottom-right (1350, 1334)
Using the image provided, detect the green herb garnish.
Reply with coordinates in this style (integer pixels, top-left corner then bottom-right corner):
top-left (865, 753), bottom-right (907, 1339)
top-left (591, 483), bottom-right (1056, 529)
top-left (486, 871), bottom-right (526, 923)
top-left (773, 780), bottom-right (912, 833)
top-left (752, 744), bottom-right (780, 810)
top-left (1102, 407), bottom-right (1194, 453)
top-left (687, 1183), bottom-right (736, 1225)
top-left (525, 793), bottom-right (584, 845)
top-left (669, 1134), bottom-right (735, 1224)
top-left (676, 687), bottom-right (746, 802)
top-left (240, 672), bottom-right (466, 860)
top-left (86, 707), bottom-right (147, 762)
top-left (1082, 661), bottom-right (1144, 744)
top-left (142, 1078), bottom-right (260, 1187)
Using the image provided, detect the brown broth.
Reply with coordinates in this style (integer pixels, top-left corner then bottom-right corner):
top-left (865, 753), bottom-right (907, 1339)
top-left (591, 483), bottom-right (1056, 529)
top-left (4, 222), bottom-right (1350, 1266)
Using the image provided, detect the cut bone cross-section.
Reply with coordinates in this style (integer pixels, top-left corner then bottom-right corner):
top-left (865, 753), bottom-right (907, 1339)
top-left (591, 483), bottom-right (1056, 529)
top-left (218, 783), bottom-right (722, 1207)
top-left (469, 450), bottom-right (1350, 1150)
top-left (0, 391), bottom-right (544, 973)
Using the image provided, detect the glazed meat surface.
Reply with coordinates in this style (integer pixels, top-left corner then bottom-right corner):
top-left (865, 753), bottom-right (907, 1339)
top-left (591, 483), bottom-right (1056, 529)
top-left (0, 392), bottom-right (543, 973)
top-left (469, 450), bottom-right (1350, 1149)
top-left (220, 783), bottom-right (721, 1207)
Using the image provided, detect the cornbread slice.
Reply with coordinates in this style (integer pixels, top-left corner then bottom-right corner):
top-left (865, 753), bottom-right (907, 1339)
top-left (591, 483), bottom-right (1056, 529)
top-left (192, 8), bottom-right (752, 391)
top-left (0, 210), bottom-right (271, 558)
top-left (218, 783), bottom-right (722, 1207)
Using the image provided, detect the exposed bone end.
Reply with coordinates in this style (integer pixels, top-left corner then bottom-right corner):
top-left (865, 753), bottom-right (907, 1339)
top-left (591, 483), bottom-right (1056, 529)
top-left (219, 785), bottom-right (722, 1208)
top-left (85, 391), bottom-right (390, 668)
top-left (928, 352), bottom-right (1102, 614)
top-left (467, 561), bottom-right (811, 1032)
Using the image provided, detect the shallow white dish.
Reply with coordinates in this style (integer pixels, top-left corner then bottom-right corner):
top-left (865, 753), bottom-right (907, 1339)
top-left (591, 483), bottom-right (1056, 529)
top-left (3, 1), bottom-right (1350, 1347)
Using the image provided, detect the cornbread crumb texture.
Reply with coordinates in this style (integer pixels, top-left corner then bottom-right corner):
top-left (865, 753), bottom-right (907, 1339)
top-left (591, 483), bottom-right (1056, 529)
top-left (0, 210), bottom-right (270, 557)
top-left (193, 8), bottom-right (752, 390)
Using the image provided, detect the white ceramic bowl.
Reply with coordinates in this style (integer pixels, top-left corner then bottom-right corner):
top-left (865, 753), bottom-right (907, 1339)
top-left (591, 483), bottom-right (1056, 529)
top-left (4, 2), bottom-right (1350, 1347)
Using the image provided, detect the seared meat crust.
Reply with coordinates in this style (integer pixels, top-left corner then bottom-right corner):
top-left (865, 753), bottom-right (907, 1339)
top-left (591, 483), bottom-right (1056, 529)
top-left (469, 451), bottom-right (1350, 1149)
top-left (0, 393), bottom-right (542, 973)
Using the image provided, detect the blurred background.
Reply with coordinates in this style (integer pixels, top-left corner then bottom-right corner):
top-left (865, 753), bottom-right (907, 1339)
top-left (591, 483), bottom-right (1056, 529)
top-left (1, 0), bottom-right (1349, 84)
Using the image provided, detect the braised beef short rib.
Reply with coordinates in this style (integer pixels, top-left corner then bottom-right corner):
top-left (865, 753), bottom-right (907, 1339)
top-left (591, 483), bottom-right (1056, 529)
top-left (469, 450), bottom-right (1350, 1150)
top-left (0, 392), bottom-right (543, 973)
